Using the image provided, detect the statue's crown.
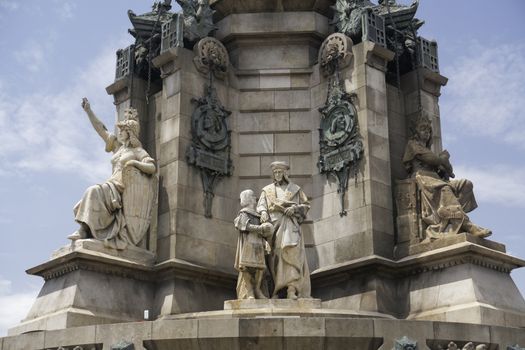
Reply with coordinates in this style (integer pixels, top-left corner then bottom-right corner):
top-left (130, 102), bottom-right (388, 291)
top-left (123, 107), bottom-right (139, 122)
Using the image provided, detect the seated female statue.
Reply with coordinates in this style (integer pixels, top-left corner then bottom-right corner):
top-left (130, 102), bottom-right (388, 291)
top-left (68, 98), bottom-right (156, 250)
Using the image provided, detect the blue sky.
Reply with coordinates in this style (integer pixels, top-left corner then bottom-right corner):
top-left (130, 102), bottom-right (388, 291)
top-left (0, 0), bottom-right (524, 336)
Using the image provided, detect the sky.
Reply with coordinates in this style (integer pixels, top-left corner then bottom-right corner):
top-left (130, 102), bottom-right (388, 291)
top-left (0, 0), bottom-right (524, 337)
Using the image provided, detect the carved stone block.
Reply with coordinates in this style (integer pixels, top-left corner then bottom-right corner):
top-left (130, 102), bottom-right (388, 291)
top-left (395, 178), bottom-right (423, 245)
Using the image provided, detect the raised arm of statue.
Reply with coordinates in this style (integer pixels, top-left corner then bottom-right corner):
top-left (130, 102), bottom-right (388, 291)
top-left (81, 98), bottom-right (112, 148)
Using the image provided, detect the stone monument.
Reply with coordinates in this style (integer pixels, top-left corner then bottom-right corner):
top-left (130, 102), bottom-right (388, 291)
top-left (3, 0), bottom-right (525, 349)
top-left (234, 189), bottom-right (273, 300)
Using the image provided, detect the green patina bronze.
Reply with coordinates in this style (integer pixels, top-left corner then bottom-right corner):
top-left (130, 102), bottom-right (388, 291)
top-left (318, 48), bottom-right (363, 216)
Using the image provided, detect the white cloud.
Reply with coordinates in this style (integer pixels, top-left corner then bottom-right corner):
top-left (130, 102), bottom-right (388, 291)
top-left (0, 40), bottom-right (129, 183)
top-left (0, 279), bottom-right (10, 294)
top-left (454, 164), bottom-right (525, 208)
top-left (0, 277), bottom-right (39, 336)
top-left (0, 0), bottom-right (19, 11)
top-left (13, 33), bottom-right (57, 73)
top-left (441, 42), bottom-right (525, 150)
top-left (54, 0), bottom-right (76, 19)
top-left (13, 44), bottom-right (46, 73)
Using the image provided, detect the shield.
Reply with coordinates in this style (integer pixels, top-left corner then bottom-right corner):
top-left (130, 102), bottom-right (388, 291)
top-left (122, 166), bottom-right (157, 246)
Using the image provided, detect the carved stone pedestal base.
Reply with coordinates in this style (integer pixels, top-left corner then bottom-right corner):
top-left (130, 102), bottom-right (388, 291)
top-left (311, 239), bottom-right (525, 328)
top-left (3, 317), bottom-right (525, 350)
top-left (401, 240), bottom-right (525, 327)
top-left (52, 239), bottom-right (157, 265)
top-left (224, 298), bottom-right (322, 310)
top-left (9, 247), bottom-right (155, 335)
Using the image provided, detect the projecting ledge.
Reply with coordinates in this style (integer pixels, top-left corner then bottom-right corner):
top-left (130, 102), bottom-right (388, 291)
top-left (310, 239), bottom-right (525, 286)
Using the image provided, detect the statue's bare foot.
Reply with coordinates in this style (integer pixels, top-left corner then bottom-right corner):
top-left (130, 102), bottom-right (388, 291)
top-left (68, 224), bottom-right (89, 241)
top-left (287, 286), bottom-right (298, 300)
top-left (67, 231), bottom-right (81, 241)
top-left (464, 222), bottom-right (492, 238)
top-left (245, 288), bottom-right (255, 299)
top-left (254, 288), bottom-right (267, 299)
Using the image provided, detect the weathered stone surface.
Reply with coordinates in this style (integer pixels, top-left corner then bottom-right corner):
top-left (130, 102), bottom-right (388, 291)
top-left (374, 319), bottom-right (434, 350)
top-left (11, 250), bottom-right (156, 335)
top-left (274, 132), bottom-right (312, 153)
top-left (237, 111), bottom-right (290, 132)
top-left (164, 70), bottom-right (182, 98)
top-left (6, 315), bottom-right (525, 349)
top-left (404, 257), bottom-right (525, 327)
top-left (238, 156), bottom-right (261, 176)
top-left (2, 332), bottom-right (44, 350)
top-left (260, 74), bottom-right (292, 90)
top-left (52, 239), bottom-right (156, 265)
top-left (152, 318), bottom-right (198, 339)
top-left (239, 134), bottom-right (274, 154)
top-left (96, 321), bottom-right (151, 350)
top-left (274, 90), bottom-right (310, 110)
top-left (224, 298), bottom-right (322, 310)
top-left (153, 276), bottom-right (235, 317)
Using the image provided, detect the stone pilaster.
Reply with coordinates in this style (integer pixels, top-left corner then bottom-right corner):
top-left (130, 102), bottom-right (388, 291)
top-left (151, 45), bottom-right (238, 317)
top-left (106, 74), bottom-right (162, 255)
top-left (311, 40), bottom-right (401, 316)
top-left (390, 68), bottom-right (448, 257)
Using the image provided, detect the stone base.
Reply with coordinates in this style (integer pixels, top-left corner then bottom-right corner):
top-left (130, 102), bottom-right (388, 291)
top-left (311, 239), bottom-right (525, 327)
top-left (52, 239), bottom-right (156, 266)
top-left (224, 298), bottom-right (322, 310)
top-left (398, 233), bottom-right (506, 257)
top-left (2, 317), bottom-right (525, 350)
top-left (10, 249), bottom-right (238, 336)
top-left (9, 248), bottom-right (156, 335)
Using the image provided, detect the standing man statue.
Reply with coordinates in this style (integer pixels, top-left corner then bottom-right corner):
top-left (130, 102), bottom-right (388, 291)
top-left (257, 161), bottom-right (311, 300)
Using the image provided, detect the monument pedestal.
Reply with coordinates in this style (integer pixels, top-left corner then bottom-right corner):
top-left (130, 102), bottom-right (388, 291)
top-left (224, 298), bottom-right (322, 310)
top-left (401, 237), bottom-right (525, 327)
top-left (4, 317), bottom-right (524, 350)
top-left (311, 237), bottom-right (525, 327)
top-left (9, 241), bottom-right (156, 335)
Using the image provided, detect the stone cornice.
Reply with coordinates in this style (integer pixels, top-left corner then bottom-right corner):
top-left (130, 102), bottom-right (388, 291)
top-left (26, 250), bottom-right (154, 282)
top-left (27, 250), bottom-right (236, 288)
top-left (311, 242), bottom-right (525, 287)
top-left (400, 67), bottom-right (448, 97)
top-left (215, 11), bottom-right (329, 44)
top-left (27, 241), bottom-right (522, 290)
top-left (211, 0), bottom-right (333, 21)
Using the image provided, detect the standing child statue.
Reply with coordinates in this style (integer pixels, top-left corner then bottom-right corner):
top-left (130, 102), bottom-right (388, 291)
top-left (234, 189), bottom-right (273, 299)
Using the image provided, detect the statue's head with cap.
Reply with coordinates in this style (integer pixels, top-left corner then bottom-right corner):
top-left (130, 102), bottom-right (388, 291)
top-left (270, 161), bottom-right (290, 184)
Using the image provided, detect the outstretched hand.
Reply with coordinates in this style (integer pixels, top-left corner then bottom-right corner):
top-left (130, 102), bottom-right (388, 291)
top-left (81, 98), bottom-right (91, 112)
